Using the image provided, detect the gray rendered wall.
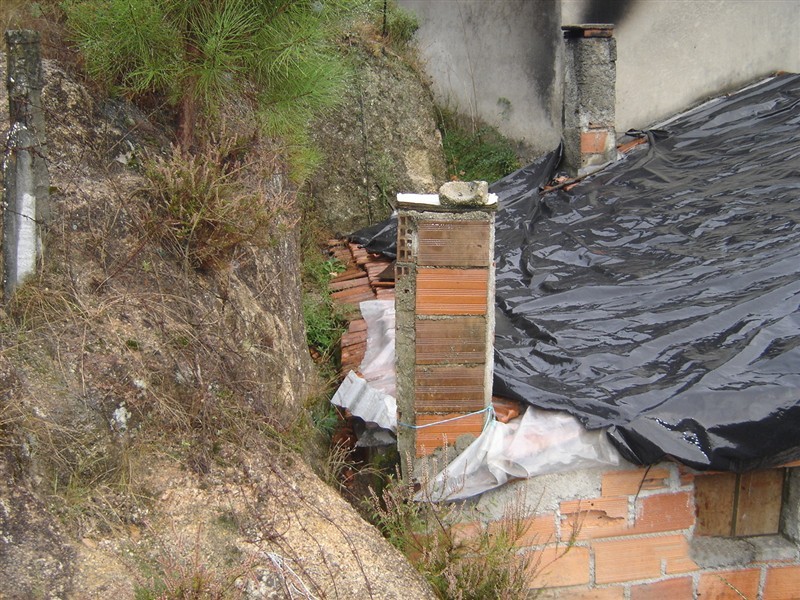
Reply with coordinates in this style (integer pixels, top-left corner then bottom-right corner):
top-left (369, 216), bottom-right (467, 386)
top-left (397, 0), bottom-right (563, 159)
top-left (562, 0), bottom-right (800, 131)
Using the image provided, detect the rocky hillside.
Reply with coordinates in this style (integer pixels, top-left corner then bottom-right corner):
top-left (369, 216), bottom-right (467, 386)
top-left (0, 41), bottom-right (437, 600)
top-left (309, 36), bottom-right (446, 235)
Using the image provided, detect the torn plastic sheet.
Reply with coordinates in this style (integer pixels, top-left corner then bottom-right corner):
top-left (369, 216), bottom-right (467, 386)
top-left (351, 74), bottom-right (800, 473)
top-left (423, 407), bottom-right (621, 502)
top-left (329, 300), bottom-right (397, 442)
top-left (330, 371), bottom-right (396, 433)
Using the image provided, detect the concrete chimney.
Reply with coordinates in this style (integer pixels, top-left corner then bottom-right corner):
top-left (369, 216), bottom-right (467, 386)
top-left (562, 24), bottom-right (617, 176)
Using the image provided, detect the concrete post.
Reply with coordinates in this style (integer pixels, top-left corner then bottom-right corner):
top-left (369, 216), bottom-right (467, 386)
top-left (3, 29), bottom-right (50, 300)
top-left (395, 181), bottom-right (496, 478)
top-left (562, 24), bottom-right (617, 177)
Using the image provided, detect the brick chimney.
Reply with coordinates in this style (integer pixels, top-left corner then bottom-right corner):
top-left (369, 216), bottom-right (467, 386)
top-left (395, 182), bottom-right (496, 476)
top-left (562, 24), bottom-right (617, 176)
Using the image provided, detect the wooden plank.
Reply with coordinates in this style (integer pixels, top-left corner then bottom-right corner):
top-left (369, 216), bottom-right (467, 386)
top-left (694, 473), bottom-right (736, 536)
top-left (735, 469), bottom-right (784, 536)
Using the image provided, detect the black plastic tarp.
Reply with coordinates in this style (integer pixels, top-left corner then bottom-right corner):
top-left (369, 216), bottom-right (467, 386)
top-left (352, 74), bottom-right (800, 472)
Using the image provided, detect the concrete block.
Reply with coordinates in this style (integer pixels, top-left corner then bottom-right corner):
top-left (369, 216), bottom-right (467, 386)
top-left (690, 536), bottom-right (755, 569)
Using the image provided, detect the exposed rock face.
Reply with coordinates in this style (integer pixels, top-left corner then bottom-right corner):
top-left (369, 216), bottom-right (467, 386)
top-left (309, 46), bottom-right (446, 236)
top-left (0, 463), bottom-right (76, 599)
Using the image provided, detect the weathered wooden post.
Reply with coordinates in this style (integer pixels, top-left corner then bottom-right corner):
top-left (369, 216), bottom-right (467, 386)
top-left (3, 29), bottom-right (50, 300)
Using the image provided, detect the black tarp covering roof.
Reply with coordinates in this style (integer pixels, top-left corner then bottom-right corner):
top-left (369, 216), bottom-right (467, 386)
top-left (352, 74), bottom-right (800, 471)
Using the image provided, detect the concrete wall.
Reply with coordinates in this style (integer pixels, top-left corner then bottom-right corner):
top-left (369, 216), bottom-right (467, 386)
top-left (397, 0), bottom-right (563, 159)
top-left (563, 0), bottom-right (800, 131)
top-left (401, 0), bottom-right (800, 149)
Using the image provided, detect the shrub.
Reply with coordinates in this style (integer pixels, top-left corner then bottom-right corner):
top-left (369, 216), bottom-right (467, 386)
top-left (367, 473), bottom-right (535, 599)
top-left (144, 135), bottom-right (292, 270)
top-left (63, 0), bottom-right (358, 149)
top-left (301, 256), bottom-right (346, 357)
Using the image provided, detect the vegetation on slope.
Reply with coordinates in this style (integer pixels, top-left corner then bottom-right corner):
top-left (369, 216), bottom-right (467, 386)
top-left (63, 0), bottom-right (354, 164)
top-left (0, 1), bottom-right (533, 596)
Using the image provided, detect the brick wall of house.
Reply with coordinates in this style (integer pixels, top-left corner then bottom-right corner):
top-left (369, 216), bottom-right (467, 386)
top-left (453, 461), bottom-right (800, 599)
top-left (388, 189), bottom-right (800, 599)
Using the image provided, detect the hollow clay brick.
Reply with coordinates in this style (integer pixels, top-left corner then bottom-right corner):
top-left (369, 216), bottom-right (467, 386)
top-left (581, 130), bottom-right (609, 154)
top-left (630, 577), bottom-right (693, 600)
top-left (634, 491), bottom-right (695, 534)
top-left (601, 467), bottom-right (670, 497)
top-left (415, 317), bottom-right (486, 364)
top-left (417, 221), bottom-right (491, 267)
top-left (698, 569), bottom-right (760, 600)
top-left (414, 365), bottom-right (485, 412)
top-left (560, 497), bottom-right (629, 540)
top-left (538, 587), bottom-right (625, 600)
top-left (528, 545), bottom-right (591, 589)
top-left (416, 268), bottom-right (488, 315)
top-left (763, 566), bottom-right (800, 600)
top-left (593, 535), bottom-right (696, 584)
top-left (414, 412), bottom-right (485, 456)
top-left (488, 514), bottom-right (558, 547)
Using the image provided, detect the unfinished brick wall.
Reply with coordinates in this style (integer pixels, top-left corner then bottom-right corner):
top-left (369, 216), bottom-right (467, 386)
top-left (455, 461), bottom-right (800, 599)
top-left (395, 185), bottom-right (496, 471)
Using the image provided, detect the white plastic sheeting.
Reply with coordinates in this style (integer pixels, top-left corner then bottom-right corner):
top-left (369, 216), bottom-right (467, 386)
top-left (422, 408), bottom-right (622, 501)
top-left (329, 301), bottom-right (398, 437)
top-left (357, 300), bottom-right (396, 397)
top-left (330, 371), bottom-right (397, 432)
top-left (330, 299), bottom-right (622, 499)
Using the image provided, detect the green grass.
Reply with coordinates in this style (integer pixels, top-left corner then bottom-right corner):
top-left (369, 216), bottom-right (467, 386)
top-left (437, 109), bottom-right (520, 183)
top-left (301, 255), bottom-right (346, 358)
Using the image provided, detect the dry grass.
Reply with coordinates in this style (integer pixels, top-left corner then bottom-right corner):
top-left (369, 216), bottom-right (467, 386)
top-left (0, 56), bottom-right (307, 537)
top-left (145, 132), bottom-right (295, 272)
top-left (366, 468), bottom-right (535, 600)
